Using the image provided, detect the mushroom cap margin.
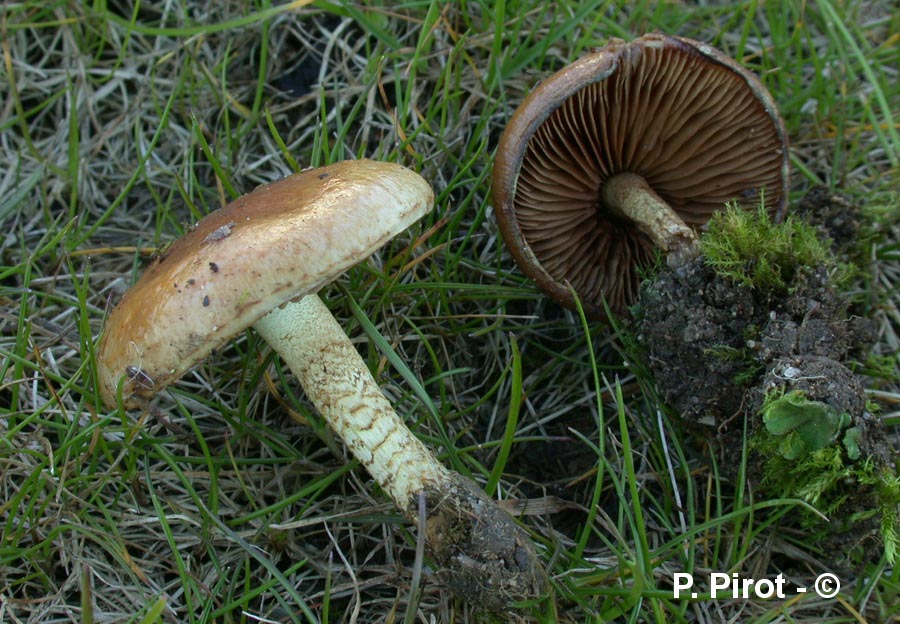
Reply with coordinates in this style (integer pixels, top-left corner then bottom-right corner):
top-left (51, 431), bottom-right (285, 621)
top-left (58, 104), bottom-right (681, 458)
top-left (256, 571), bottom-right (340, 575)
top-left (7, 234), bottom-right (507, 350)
top-left (96, 159), bottom-right (434, 408)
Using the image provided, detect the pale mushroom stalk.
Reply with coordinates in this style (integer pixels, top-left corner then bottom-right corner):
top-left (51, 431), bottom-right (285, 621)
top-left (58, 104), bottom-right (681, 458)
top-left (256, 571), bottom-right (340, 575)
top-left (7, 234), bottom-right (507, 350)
top-left (254, 294), bottom-right (544, 610)
top-left (600, 172), bottom-right (699, 265)
top-left (252, 294), bottom-right (452, 509)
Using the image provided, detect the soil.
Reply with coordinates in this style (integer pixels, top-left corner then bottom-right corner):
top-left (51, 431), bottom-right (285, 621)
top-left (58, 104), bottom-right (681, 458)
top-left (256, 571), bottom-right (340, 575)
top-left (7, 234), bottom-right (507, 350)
top-left (633, 258), bottom-right (876, 425)
top-left (423, 473), bottom-right (547, 612)
top-left (631, 187), bottom-right (895, 565)
top-left (793, 187), bottom-right (863, 258)
top-left (749, 355), bottom-right (892, 465)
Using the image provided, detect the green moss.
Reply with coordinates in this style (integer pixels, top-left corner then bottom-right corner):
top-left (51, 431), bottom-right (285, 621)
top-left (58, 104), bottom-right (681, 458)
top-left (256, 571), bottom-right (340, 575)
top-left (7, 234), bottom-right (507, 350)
top-left (703, 344), bottom-right (765, 386)
top-left (857, 353), bottom-right (900, 385)
top-left (703, 344), bottom-right (745, 364)
top-left (871, 472), bottom-right (900, 564)
top-left (700, 203), bottom-right (835, 293)
top-left (751, 389), bottom-right (900, 563)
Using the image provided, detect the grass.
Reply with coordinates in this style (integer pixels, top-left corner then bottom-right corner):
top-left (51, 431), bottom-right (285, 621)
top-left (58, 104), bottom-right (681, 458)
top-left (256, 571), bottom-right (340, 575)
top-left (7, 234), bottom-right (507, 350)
top-left (1, 0), bottom-right (898, 622)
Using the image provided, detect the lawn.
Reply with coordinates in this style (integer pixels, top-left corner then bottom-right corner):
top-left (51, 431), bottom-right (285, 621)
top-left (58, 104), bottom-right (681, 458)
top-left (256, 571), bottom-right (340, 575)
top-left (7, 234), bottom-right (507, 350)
top-left (1, 1), bottom-right (898, 622)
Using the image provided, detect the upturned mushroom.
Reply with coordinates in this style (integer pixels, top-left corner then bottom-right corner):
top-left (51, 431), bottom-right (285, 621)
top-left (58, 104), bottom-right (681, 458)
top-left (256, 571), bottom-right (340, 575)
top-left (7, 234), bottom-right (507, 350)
top-left (96, 159), bottom-right (545, 609)
top-left (493, 33), bottom-right (790, 318)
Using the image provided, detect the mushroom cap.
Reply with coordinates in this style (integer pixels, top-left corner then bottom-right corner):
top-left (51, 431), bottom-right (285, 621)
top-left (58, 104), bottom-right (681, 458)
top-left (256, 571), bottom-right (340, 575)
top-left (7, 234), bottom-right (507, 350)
top-left (492, 33), bottom-right (790, 319)
top-left (97, 159), bottom-right (434, 408)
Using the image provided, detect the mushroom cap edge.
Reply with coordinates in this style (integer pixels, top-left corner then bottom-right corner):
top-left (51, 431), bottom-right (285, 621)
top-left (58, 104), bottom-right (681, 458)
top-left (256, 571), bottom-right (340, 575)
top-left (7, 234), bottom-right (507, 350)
top-left (96, 159), bottom-right (434, 408)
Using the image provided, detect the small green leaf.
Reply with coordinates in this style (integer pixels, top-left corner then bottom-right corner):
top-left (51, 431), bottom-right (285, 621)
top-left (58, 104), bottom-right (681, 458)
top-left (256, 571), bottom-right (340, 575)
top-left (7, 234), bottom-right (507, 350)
top-left (842, 426), bottom-right (862, 460)
top-left (762, 392), bottom-right (850, 458)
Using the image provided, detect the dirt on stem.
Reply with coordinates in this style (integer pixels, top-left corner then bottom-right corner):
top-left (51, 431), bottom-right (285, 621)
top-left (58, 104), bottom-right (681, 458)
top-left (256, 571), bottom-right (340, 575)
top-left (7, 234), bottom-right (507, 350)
top-left (422, 474), bottom-right (547, 612)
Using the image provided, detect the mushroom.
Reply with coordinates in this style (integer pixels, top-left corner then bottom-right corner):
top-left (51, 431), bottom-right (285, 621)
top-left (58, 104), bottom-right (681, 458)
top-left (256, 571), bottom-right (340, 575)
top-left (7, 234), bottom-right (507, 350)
top-left (96, 159), bottom-right (545, 609)
top-left (492, 33), bottom-right (790, 318)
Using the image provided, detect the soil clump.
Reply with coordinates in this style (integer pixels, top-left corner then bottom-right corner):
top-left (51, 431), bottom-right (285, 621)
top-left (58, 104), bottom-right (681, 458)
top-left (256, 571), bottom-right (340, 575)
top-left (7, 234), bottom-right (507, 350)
top-left (632, 189), bottom-right (897, 565)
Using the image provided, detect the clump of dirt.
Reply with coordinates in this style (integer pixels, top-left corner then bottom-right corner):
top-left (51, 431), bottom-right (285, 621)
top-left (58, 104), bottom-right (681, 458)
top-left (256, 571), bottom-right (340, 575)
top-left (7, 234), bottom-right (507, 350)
top-left (634, 258), bottom-right (872, 429)
top-left (632, 189), bottom-right (898, 565)
top-left (749, 356), bottom-right (893, 470)
top-left (423, 473), bottom-right (547, 612)
top-left (634, 256), bottom-right (761, 430)
top-left (793, 187), bottom-right (863, 257)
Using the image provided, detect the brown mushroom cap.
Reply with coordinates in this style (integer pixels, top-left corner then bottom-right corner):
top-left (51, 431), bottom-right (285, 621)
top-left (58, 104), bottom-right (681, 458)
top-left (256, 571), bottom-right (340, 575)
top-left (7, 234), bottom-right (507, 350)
top-left (97, 159), bottom-right (433, 407)
top-left (492, 33), bottom-right (790, 319)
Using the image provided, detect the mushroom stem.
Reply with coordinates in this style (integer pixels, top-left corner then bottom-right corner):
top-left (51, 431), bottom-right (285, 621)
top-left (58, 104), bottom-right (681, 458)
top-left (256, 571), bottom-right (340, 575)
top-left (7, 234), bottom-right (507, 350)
top-left (252, 294), bottom-right (546, 607)
top-left (601, 172), bottom-right (699, 265)
top-left (253, 293), bottom-right (451, 510)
